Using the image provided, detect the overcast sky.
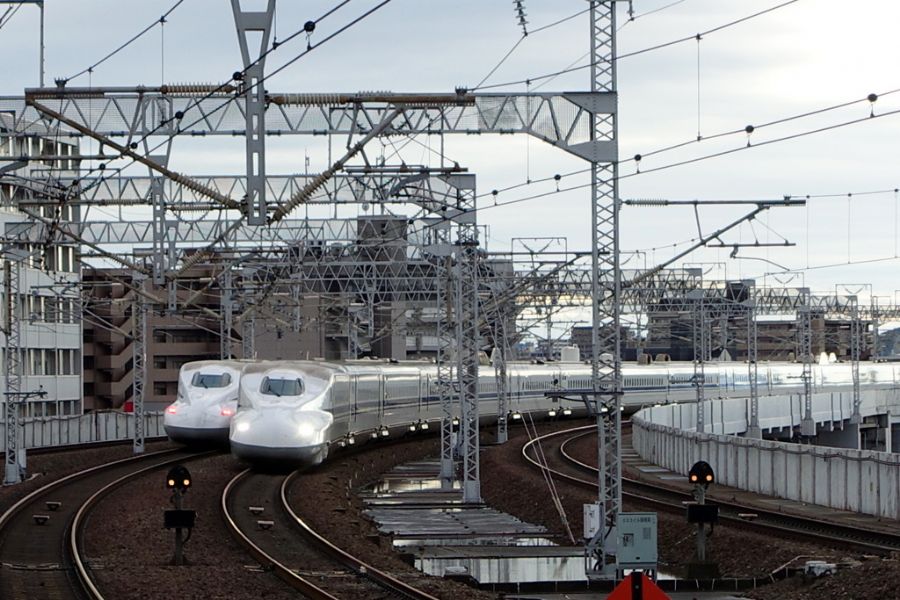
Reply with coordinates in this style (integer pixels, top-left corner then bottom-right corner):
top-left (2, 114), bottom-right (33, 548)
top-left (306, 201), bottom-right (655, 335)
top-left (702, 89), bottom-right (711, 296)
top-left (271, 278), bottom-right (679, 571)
top-left (3, 0), bottom-right (900, 307)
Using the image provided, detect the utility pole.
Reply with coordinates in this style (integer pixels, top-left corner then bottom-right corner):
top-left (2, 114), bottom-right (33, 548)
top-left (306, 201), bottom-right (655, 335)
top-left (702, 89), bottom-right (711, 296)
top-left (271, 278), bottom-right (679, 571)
top-left (693, 298), bottom-right (707, 433)
top-left (132, 272), bottom-right (147, 454)
top-left (585, 0), bottom-right (624, 580)
top-left (746, 298), bottom-right (761, 438)
top-left (798, 289), bottom-right (815, 438)
top-left (4, 255), bottom-right (23, 484)
top-left (850, 295), bottom-right (861, 423)
top-left (231, 0), bottom-right (275, 225)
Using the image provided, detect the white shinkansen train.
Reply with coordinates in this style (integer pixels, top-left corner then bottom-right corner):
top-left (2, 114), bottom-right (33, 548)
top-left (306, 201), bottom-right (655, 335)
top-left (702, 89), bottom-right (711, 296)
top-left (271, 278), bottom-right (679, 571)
top-left (163, 356), bottom-right (900, 465)
top-left (164, 360), bottom-right (248, 444)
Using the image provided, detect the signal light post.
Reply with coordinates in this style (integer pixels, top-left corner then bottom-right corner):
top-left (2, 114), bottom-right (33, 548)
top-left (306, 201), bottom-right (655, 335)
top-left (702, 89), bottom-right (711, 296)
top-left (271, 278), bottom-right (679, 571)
top-left (686, 461), bottom-right (720, 580)
top-left (164, 465), bottom-right (196, 566)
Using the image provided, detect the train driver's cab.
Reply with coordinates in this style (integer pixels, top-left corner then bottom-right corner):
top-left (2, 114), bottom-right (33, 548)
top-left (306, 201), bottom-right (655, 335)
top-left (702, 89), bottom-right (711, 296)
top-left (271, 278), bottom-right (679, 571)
top-left (260, 376), bottom-right (305, 398)
top-left (191, 372), bottom-right (232, 389)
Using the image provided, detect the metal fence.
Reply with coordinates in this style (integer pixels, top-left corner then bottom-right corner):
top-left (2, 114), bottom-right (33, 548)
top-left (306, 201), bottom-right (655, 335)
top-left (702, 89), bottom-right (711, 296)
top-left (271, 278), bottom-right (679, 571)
top-left (0, 411), bottom-right (165, 451)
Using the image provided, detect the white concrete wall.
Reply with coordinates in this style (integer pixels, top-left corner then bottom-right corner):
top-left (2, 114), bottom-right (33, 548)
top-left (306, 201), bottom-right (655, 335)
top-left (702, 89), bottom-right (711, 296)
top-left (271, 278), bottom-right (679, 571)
top-left (633, 389), bottom-right (900, 520)
top-left (0, 411), bottom-right (164, 451)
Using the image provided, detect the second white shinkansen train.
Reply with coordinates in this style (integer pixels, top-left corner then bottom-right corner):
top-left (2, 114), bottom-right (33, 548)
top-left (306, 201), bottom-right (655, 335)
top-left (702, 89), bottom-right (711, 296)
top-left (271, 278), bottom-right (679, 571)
top-left (163, 356), bottom-right (900, 464)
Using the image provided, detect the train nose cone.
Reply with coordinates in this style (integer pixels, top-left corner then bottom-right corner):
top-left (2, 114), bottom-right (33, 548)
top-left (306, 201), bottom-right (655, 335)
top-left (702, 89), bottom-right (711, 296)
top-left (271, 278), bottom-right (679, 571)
top-left (230, 409), bottom-right (331, 465)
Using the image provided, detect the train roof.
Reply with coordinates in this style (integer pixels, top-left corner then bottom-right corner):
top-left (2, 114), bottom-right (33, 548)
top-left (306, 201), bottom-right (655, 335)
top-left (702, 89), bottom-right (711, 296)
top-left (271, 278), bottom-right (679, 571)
top-left (180, 359), bottom-right (256, 371)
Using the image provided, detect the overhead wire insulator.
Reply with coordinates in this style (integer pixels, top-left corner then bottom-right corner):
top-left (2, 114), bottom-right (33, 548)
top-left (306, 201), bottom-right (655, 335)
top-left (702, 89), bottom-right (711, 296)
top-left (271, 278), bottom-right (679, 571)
top-left (513, 0), bottom-right (528, 36)
top-left (161, 83), bottom-right (236, 95)
top-left (627, 198), bottom-right (668, 206)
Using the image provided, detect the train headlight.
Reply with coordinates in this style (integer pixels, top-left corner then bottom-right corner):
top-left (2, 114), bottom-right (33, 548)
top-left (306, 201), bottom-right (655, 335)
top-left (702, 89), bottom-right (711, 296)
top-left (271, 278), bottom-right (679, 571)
top-left (408, 423), bottom-right (418, 432)
top-left (235, 421), bottom-right (250, 433)
top-left (548, 409), bottom-right (558, 417)
top-left (420, 422), bottom-right (429, 430)
top-left (297, 422), bottom-right (316, 439)
top-left (562, 408), bottom-right (572, 416)
top-left (166, 405), bottom-right (178, 415)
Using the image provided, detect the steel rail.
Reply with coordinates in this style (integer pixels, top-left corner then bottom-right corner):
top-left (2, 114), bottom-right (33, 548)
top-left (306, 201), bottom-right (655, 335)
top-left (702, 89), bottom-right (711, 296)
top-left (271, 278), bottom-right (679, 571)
top-left (522, 425), bottom-right (900, 555)
top-left (221, 468), bottom-right (338, 600)
top-left (69, 450), bottom-right (220, 599)
top-left (0, 435), bottom-right (168, 462)
top-left (0, 447), bottom-right (188, 600)
top-left (280, 470), bottom-right (441, 600)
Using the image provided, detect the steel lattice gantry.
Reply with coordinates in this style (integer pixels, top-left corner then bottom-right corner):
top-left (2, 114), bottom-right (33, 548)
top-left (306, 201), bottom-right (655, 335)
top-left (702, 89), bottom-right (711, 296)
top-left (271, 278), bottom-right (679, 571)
top-left (10, 90), bottom-right (598, 158)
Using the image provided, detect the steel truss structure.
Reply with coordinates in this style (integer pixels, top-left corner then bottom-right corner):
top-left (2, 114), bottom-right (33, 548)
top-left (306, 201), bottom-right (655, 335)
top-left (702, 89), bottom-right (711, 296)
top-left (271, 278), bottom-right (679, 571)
top-left (9, 90), bottom-right (602, 160)
top-left (585, 1), bottom-right (622, 579)
top-left (131, 272), bottom-right (147, 453)
top-left (3, 254), bottom-right (23, 484)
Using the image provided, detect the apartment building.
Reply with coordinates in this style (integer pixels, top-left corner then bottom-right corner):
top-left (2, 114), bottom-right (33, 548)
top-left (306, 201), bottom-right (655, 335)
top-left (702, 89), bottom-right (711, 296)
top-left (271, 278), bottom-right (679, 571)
top-left (0, 117), bottom-right (83, 417)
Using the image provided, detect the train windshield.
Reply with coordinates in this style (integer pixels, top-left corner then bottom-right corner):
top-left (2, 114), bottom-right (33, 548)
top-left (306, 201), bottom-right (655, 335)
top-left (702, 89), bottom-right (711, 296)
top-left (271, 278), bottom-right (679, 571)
top-left (260, 377), bottom-right (304, 397)
top-left (191, 372), bottom-right (231, 389)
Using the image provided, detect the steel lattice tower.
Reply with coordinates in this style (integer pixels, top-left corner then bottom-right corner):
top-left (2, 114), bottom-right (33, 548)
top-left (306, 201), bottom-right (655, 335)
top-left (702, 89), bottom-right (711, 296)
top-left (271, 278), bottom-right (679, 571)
top-left (131, 273), bottom-right (147, 454)
top-left (586, 0), bottom-right (623, 578)
top-left (3, 258), bottom-right (22, 484)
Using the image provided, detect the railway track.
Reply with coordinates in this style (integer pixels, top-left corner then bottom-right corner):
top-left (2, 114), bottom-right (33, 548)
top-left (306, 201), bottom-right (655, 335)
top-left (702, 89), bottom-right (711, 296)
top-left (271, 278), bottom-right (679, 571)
top-left (0, 447), bottom-right (213, 600)
top-left (0, 436), bottom-right (169, 463)
top-left (222, 468), bottom-right (440, 600)
top-left (523, 424), bottom-right (900, 555)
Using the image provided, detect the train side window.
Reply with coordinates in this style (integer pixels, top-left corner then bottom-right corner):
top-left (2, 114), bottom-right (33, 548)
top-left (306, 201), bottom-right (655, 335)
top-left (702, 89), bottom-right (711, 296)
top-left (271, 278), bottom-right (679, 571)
top-left (260, 377), bottom-right (304, 397)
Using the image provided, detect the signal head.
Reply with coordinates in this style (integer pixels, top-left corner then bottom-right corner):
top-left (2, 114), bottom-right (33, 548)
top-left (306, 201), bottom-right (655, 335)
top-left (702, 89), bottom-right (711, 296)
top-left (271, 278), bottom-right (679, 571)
top-left (689, 461), bottom-right (715, 487)
top-left (165, 465), bottom-right (193, 492)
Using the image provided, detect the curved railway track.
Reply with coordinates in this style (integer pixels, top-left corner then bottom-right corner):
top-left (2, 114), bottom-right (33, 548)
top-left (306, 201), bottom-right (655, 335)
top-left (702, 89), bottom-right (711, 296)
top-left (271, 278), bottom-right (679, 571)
top-left (0, 447), bottom-right (214, 600)
top-left (0, 436), bottom-right (169, 462)
top-left (222, 468), bottom-right (439, 600)
top-left (523, 424), bottom-right (900, 555)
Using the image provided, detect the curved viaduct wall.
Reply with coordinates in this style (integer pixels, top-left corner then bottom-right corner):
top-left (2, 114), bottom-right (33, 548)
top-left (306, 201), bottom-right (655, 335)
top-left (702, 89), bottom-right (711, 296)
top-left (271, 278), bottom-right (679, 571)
top-left (632, 389), bottom-right (900, 519)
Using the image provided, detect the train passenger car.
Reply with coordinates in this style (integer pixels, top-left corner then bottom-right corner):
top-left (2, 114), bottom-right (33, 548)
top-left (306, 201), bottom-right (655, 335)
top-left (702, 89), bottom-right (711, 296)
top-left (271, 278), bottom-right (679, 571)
top-left (169, 355), bottom-right (900, 466)
top-left (164, 360), bottom-right (247, 444)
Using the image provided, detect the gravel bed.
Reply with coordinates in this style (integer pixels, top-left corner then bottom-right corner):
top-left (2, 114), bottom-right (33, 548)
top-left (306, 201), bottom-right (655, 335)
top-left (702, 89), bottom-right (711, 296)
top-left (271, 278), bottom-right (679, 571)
top-left (747, 558), bottom-right (900, 599)
top-left (0, 440), bottom-right (175, 515)
top-left (84, 452), bottom-right (297, 600)
top-left (544, 424), bottom-right (847, 577)
top-left (290, 435), bottom-right (501, 600)
top-left (72, 420), bottom-right (900, 599)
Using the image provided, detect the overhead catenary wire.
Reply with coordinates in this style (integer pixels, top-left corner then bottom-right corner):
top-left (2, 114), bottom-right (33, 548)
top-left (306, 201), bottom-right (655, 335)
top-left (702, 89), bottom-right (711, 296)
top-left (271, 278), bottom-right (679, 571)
top-left (473, 0), bottom-right (802, 91)
top-left (0, 3), bottom-right (22, 31)
top-left (17, 0), bottom-right (896, 314)
top-left (29, 0), bottom-right (381, 239)
top-left (473, 88), bottom-right (900, 202)
top-left (64, 0), bottom-right (186, 83)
